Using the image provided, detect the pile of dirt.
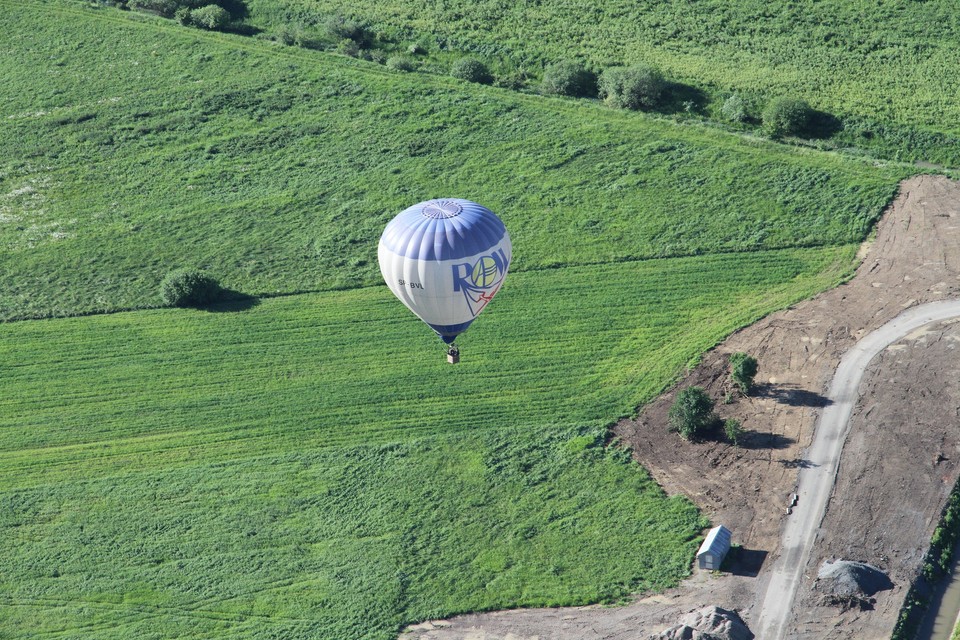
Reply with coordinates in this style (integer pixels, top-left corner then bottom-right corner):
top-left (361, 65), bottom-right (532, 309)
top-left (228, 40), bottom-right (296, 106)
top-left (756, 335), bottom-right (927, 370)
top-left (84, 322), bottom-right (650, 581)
top-left (654, 606), bottom-right (754, 640)
top-left (815, 560), bottom-right (893, 598)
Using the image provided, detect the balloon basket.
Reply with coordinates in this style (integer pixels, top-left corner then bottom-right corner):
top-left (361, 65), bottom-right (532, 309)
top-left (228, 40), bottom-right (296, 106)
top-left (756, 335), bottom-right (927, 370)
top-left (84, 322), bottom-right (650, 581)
top-left (446, 348), bottom-right (460, 365)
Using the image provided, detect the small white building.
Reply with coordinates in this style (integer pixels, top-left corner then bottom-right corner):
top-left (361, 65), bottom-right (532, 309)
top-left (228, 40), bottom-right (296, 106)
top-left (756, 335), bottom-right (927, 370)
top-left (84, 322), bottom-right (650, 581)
top-left (697, 525), bottom-right (732, 570)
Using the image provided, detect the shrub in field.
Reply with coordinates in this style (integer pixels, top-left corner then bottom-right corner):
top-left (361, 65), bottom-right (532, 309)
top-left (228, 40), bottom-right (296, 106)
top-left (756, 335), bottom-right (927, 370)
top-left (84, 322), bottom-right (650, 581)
top-left (541, 60), bottom-right (597, 98)
top-left (337, 39), bottom-right (361, 57)
top-left (669, 386), bottom-right (717, 440)
top-left (599, 65), bottom-right (665, 110)
top-left (365, 49), bottom-right (388, 64)
top-left (273, 24), bottom-right (301, 45)
top-left (450, 57), bottom-right (493, 85)
top-left (160, 269), bottom-right (222, 307)
top-left (721, 93), bottom-right (750, 123)
top-left (174, 6), bottom-right (192, 24)
top-left (386, 56), bottom-right (416, 72)
top-left (763, 97), bottom-right (813, 137)
top-left (190, 4), bottom-right (230, 30)
top-left (128, 0), bottom-right (178, 17)
top-left (729, 352), bottom-right (759, 395)
top-left (494, 71), bottom-right (530, 90)
top-left (724, 418), bottom-right (744, 446)
top-left (326, 15), bottom-right (370, 46)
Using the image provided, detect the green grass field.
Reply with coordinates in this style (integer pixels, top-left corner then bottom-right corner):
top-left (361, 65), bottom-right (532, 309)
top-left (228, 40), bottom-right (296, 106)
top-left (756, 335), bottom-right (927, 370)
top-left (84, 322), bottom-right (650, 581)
top-left (2, 1), bottom-right (901, 320)
top-left (0, 2), bottom-right (913, 638)
top-left (238, 0), bottom-right (960, 165)
top-left (1, 246), bottom-right (854, 638)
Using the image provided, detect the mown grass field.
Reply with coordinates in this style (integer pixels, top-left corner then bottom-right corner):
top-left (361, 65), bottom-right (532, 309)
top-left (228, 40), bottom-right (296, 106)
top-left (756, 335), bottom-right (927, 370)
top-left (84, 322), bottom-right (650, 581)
top-left (2, 1), bottom-right (902, 320)
top-left (241, 0), bottom-right (960, 165)
top-left (0, 2), bottom-right (912, 639)
top-left (1, 246), bottom-right (855, 638)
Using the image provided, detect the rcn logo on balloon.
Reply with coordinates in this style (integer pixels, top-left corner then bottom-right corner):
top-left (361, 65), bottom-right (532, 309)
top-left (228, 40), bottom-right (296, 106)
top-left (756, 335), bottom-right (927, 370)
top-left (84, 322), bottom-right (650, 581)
top-left (451, 248), bottom-right (510, 317)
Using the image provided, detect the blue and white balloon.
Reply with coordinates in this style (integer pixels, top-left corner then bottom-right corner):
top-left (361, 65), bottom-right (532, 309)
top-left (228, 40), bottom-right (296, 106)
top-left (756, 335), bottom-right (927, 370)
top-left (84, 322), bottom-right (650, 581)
top-left (378, 199), bottom-right (511, 345)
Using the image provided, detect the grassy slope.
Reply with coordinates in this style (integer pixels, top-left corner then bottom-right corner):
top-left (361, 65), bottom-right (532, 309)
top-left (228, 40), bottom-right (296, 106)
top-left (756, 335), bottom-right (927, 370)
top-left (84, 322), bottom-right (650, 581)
top-left (1, 247), bottom-right (853, 639)
top-left (0, 1), bottom-right (901, 320)
top-left (243, 0), bottom-right (960, 165)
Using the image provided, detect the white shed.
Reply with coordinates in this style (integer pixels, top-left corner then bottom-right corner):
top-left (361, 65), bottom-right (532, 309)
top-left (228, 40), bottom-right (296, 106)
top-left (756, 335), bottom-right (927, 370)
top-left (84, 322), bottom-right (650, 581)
top-left (697, 525), bottom-right (732, 570)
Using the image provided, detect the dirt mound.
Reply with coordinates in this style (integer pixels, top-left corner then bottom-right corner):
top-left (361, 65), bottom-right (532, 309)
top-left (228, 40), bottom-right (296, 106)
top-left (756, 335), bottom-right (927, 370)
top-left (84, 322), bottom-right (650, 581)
top-left (654, 606), bottom-right (754, 640)
top-left (815, 560), bottom-right (893, 598)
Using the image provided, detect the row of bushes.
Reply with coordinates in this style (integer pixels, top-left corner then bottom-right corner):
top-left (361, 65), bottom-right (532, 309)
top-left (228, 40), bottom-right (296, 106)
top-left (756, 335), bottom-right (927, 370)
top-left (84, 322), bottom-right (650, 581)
top-left (109, 0), bottom-right (820, 140)
top-left (538, 60), bottom-right (813, 137)
top-left (103, 0), bottom-right (234, 31)
top-left (379, 52), bottom-right (814, 139)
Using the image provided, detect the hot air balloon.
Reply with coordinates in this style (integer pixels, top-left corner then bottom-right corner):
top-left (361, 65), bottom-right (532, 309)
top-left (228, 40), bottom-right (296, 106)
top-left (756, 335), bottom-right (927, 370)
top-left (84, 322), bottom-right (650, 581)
top-left (378, 199), bottom-right (511, 363)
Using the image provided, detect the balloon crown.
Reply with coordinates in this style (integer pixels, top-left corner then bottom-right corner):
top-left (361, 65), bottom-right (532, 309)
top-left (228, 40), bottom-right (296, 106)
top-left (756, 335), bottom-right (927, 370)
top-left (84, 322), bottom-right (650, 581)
top-left (421, 200), bottom-right (463, 219)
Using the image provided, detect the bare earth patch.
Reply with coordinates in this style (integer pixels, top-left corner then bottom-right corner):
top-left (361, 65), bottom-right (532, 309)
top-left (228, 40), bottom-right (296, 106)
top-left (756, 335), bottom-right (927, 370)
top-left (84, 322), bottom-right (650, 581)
top-left (401, 174), bottom-right (960, 639)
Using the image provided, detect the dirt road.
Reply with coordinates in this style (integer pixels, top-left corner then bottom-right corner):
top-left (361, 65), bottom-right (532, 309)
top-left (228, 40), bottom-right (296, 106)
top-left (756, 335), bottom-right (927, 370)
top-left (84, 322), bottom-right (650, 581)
top-left (756, 300), bottom-right (960, 639)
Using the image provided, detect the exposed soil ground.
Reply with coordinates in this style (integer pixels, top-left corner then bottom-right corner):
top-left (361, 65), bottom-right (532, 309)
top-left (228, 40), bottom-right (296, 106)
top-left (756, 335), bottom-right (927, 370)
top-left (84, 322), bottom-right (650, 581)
top-left (400, 174), bottom-right (960, 639)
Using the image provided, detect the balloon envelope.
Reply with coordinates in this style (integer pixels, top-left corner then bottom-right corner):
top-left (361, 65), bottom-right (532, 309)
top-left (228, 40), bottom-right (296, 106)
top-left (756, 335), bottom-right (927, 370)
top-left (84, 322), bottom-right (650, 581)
top-left (378, 199), bottom-right (512, 344)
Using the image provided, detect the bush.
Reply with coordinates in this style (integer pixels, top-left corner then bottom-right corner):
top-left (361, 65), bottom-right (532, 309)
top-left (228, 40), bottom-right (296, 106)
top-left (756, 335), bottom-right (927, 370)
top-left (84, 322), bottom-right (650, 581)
top-left (128, 0), bottom-right (178, 17)
top-left (729, 352), bottom-right (759, 395)
top-left (160, 269), bottom-right (222, 307)
top-left (450, 57), bottom-right (493, 85)
top-left (386, 56), bottom-right (416, 72)
top-left (365, 49), bottom-right (388, 64)
top-left (763, 97), bottom-right (813, 137)
top-left (494, 71), bottom-right (530, 91)
top-left (273, 24), bottom-right (303, 46)
top-left (724, 419), bottom-right (744, 446)
top-left (190, 4), bottom-right (230, 30)
top-left (668, 386), bottom-right (716, 441)
top-left (598, 65), bottom-right (665, 110)
top-left (326, 15), bottom-right (370, 46)
top-left (337, 39), bottom-right (361, 57)
top-left (541, 60), bottom-right (596, 98)
top-left (174, 6), bottom-right (192, 24)
top-left (721, 93), bottom-right (749, 123)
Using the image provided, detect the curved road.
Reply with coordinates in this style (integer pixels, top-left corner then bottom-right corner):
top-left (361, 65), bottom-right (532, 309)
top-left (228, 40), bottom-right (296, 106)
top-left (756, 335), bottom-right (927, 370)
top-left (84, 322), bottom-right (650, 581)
top-left (755, 299), bottom-right (960, 639)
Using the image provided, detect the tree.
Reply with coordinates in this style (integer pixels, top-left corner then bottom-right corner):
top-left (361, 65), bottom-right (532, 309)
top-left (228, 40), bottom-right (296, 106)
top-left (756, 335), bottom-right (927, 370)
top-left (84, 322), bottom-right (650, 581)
top-left (450, 58), bottom-right (493, 85)
top-left (160, 269), bottom-right (222, 307)
top-left (190, 4), bottom-right (230, 30)
top-left (598, 65), bottom-right (665, 110)
top-left (762, 97), bottom-right (813, 138)
top-left (729, 352), bottom-right (759, 395)
top-left (541, 60), bottom-right (596, 98)
top-left (724, 418), bottom-right (744, 446)
top-left (668, 386), bottom-right (716, 441)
